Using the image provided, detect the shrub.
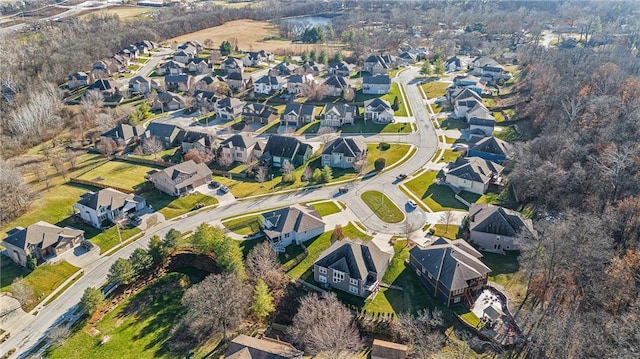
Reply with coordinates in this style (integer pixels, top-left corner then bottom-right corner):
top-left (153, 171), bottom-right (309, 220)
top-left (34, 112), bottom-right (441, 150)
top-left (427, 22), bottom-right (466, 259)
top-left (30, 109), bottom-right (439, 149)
top-left (378, 142), bottom-right (391, 150)
top-left (374, 158), bottom-right (386, 171)
top-left (282, 172), bottom-right (297, 184)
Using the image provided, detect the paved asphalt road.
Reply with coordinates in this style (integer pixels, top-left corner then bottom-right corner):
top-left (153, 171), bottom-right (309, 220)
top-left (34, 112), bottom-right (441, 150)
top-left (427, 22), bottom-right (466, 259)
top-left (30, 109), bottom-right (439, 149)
top-left (3, 66), bottom-right (439, 358)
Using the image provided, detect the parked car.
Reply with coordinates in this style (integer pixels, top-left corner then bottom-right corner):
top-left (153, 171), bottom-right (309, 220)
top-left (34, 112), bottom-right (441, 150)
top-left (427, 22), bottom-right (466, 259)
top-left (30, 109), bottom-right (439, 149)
top-left (81, 241), bottom-right (95, 251)
top-left (218, 186), bottom-right (229, 194)
top-left (407, 200), bottom-right (418, 208)
top-left (396, 173), bottom-right (407, 180)
top-left (208, 181), bottom-right (221, 189)
top-left (338, 186), bottom-right (349, 193)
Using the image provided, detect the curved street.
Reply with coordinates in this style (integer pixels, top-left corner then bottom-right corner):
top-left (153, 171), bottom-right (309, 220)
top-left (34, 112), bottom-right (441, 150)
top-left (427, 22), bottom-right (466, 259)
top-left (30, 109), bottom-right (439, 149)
top-left (4, 66), bottom-right (443, 358)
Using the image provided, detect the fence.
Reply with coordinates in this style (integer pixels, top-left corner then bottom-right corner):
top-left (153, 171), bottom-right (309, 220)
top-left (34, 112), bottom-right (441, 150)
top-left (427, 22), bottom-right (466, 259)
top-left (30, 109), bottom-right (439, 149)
top-left (115, 155), bottom-right (173, 168)
top-left (69, 178), bottom-right (134, 194)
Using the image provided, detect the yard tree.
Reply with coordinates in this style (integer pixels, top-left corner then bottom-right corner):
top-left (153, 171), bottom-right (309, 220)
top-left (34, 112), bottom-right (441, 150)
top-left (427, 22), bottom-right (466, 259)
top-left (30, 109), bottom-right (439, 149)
top-left (172, 272), bottom-right (249, 349)
top-left (317, 126), bottom-right (337, 145)
top-left (300, 81), bottom-right (327, 101)
top-left (148, 235), bottom-right (169, 264)
top-left (395, 309), bottom-right (445, 357)
top-left (10, 279), bottom-right (35, 307)
top-left (281, 161), bottom-right (295, 175)
top-left (96, 137), bottom-right (118, 158)
top-left (164, 228), bottom-right (182, 251)
top-left (107, 258), bottom-right (135, 285)
top-left (80, 287), bottom-right (103, 314)
top-left (312, 168), bottom-right (323, 183)
top-left (333, 52), bottom-right (342, 63)
top-left (184, 148), bottom-right (204, 164)
top-left (129, 248), bottom-right (153, 273)
top-left (321, 165), bottom-right (333, 183)
top-left (214, 236), bottom-right (246, 277)
top-left (309, 49), bottom-right (317, 62)
top-left (302, 27), bottom-right (324, 44)
top-left (420, 61), bottom-right (432, 76)
top-left (190, 223), bottom-right (222, 254)
top-left (392, 96), bottom-right (400, 111)
top-left (301, 166), bottom-right (313, 182)
top-left (51, 156), bottom-right (67, 179)
top-left (246, 241), bottom-right (286, 290)
top-left (434, 57), bottom-right (445, 75)
top-left (65, 149), bottom-right (79, 170)
top-left (142, 136), bottom-right (165, 159)
top-left (300, 50), bottom-right (308, 62)
top-left (440, 211), bottom-right (456, 235)
top-left (25, 254), bottom-right (37, 271)
top-left (318, 50), bottom-right (327, 64)
top-left (217, 152), bottom-right (234, 168)
top-left (48, 327), bottom-right (71, 346)
top-left (255, 166), bottom-right (267, 187)
top-left (331, 224), bottom-right (345, 242)
top-left (353, 154), bottom-right (367, 175)
top-left (374, 158), bottom-right (386, 171)
top-left (251, 279), bottom-right (275, 322)
top-left (220, 40), bottom-right (232, 56)
top-left (342, 86), bottom-right (355, 102)
top-left (287, 292), bottom-right (362, 355)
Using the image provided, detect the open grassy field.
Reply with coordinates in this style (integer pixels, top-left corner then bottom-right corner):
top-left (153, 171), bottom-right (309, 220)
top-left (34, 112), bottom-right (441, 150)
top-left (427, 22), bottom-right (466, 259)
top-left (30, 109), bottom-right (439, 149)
top-left (360, 191), bottom-right (405, 223)
top-left (45, 272), bottom-right (191, 359)
top-left (9, 261), bottom-right (80, 312)
top-left (77, 160), bottom-right (160, 191)
top-left (166, 19), bottom-right (346, 54)
top-left (89, 6), bottom-right (152, 20)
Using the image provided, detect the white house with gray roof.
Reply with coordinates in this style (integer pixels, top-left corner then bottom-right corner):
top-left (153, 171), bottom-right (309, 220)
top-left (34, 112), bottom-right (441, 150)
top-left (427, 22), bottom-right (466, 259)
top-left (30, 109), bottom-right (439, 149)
top-left (364, 98), bottom-right (394, 123)
top-left (322, 136), bottom-right (367, 169)
top-left (313, 239), bottom-right (391, 297)
top-left (2, 222), bottom-right (84, 266)
top-left (281, 103), bottom-right (317, 128)
top-left (262, 204), bottom-right (325, 252)
top-left (362, 75), bottom-right (391, 95)
top-left (443, 157), bottom-right (504, 194)
top-left (74, 188), bottom-right (147, 229)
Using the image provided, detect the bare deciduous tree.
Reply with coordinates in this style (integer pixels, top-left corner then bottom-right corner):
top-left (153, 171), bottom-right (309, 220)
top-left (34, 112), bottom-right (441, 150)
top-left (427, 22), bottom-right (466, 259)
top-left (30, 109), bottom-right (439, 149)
top-left (96, 137), bottom-right (118, 158)
top-left (51, 156), bottom-right (68, 179)
top-left (317, 126), bottom-right (337, 145)
top-left (439, 211), bottom-right (456, 235)
top-left (10, 279), bottom-right (35, 307)
top-left (287, 292), bottom-right (362, 355)
top-left (142, 136), bottom-right (165, 160)
top-left (300, 81), bottom-right (327, 101)
top-left (255, 166), bottom-right (267, 187)
top-left (0, 162), bottom-right (35, 225)
top-left (301, 166), bottom-right (313, 182)
top-left (217, 152), bottom-right (234, 168)
top-left (394, 309), bottom-right (445, 358)
top-left (47, 326), bottom-right (71, 346)
top-left (353, 154), bottom-right (367, 175)
top-left (281, 161), bottom-right (295, 175)
top-left (246, 241), bottom-right (286, 291)
top-left (65, 149), bottom-right (79, 170)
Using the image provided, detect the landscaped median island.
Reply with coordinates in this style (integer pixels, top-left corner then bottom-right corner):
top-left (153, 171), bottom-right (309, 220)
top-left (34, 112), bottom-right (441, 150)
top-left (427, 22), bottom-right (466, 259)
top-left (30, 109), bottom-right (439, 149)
top-left (360, 191), bottom-right (405, 223)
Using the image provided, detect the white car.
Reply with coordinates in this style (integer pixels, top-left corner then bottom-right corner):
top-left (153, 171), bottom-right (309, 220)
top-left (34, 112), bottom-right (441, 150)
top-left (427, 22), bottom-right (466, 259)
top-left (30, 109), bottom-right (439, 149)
top-left (407, 200), bottom-right (418, 208)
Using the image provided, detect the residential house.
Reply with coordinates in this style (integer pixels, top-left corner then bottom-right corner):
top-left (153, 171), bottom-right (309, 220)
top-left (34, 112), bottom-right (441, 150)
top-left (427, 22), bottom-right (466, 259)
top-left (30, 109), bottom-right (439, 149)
top-left (364, 54), bottom-right (393, 75)
top-left (146, 122), bottom-right (186, 147)
top-left (218, 133), bottom-right (263, 164)
top-left (100, 123), bottom-right (145, 145)
top-left (187, 58), bottom-right (211, 75)
top-left (148, 160), bottom-right (213, 196)
top-left (152, 92), bottom-right (186, 112)
top-left (262, 204), bottom-right (325, 252)
top-left (286, 74), bottom-right (313, 95)
top-left (179, 41), bottom-right (203, 53)
top-left (362, 75), bottom-right (391, 95)
top-left (443, 157), bottom-right (504, 195)
top-left (397, 52), bottom-right (418, 66)
top-left (173, 47), bottom-right (196, 64)
top-left (280, 103), bottom-right (317, 128)
top-left (164, 74), bottom-right (191, 92)
top-left (253, 75), bottom-right (282, 95)
top-left (181, 131), bottom-right (217, 154)
top-left (407, 47), bottom-right (429, 60)
top-left (226, 72), bottom-right (251, 92)
top-left (471, 57), bottom-right (511, 81)
top-left (242, 103), bottom-right (278, 124)
top-left (323, 75), bottom-right (349, 97)
top-left (466, 102), bottom-right (496, 139)
top-left (408, 238), bottom-right (491, 307)
top-left (452, 75), bottom-right (486, 95)
top-left (270, 62), bottom-right (297, 77)
top-left (2, 222), bottom-right (85, 267)
top-left (468, 203), bottom-right (536, 254)
top-left (158, 60), bottom-right (185, 76)
top-left (262, 135), bottom-right (312, 168)
top-left (128, 76), bottom-right (152, 95)
top-left (296, 61), bottom-right (324, 76)
top-left (87, 79), bottom-right (120, 99)
top-left (111, 54), bottom-right (129, 70)
top-left (196, 75), bottom-right (223, 91)
top-left (68, 71), bottom-right (90, 89)
top-left (215, 97), bottom-right (244, 121)
top-left (449, 88), bottom-right (482, 112)
top-left (134, 40), bottom-right (157, 54)
top-left (468, 136), bottom-right (512, 164)
top-left (327, 61), bottom-right (351, 77)
top-left (445, 56), bottom-right (469, 72)
top-left (322, 136), bottom-right (367, 169)
top-left (242, 50), bottom-right (273, 67)
top-left (220, 57), bottom-right (244, 74)
top-left (224, 335), bottom-right (303, 359)
top-left (371, 339), bottom-right (409, 359)
top-left (193, 90), bottom-right (218, 111)
top-left (91, 60), bottom-right (115, 78)
top-left (321, 103), bottom-right (356, 128)
top-left (74, 188), bottom-right (147, 229)
top-left (364, 98), bottom-right (394, 123)
top-left (314, 239), bottom-right (391, 298)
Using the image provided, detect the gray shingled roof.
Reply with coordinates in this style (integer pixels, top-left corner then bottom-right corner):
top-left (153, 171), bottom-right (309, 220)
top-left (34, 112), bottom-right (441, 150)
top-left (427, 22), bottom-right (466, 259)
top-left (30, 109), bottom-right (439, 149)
top-left (149, 160), bottom-right (212, 190)
top-left (282, 103), bottom-right (316, 119)
top-left (468, 204), bottom-right (535, 237)
top-left (324, 75), bottom-right (348, 89)
top-left (315, 239), bottom-right (391, 282)
top-left (220, 133), bottom-right (256, 149)
top-left (363, 75), bottom-right (391, 85)
top-left (470, 136), bottom-right (512, 157)
top-left (262, 135), bottom-right (309, 159)
top-left (77, 188), bottom-right (141, 211)
top-left (364, 98), bottom-right (392, 114)
top-left (323, 103), bottom-right (356, 118)
top-left (101, 124), bottom-right (145, 141)
top-left (262, 204), bottom-right (324, 239)
top-left (322, 136), bottom-right (366, 157)
top-left (224, 335), bottom-right (303, 359)
top-left (410, 238), bottom-right (490, 292)
top-left (3, 221), bottom-right (84, 251)
top-left (447, 157), bottom-right (504, 184)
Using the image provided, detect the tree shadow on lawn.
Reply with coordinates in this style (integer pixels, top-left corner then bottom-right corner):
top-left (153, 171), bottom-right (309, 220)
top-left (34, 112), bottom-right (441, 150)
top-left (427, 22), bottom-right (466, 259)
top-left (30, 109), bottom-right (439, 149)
top-left (478, 250), bottom-right (520, 277)
top-left (420, 184), bottom-right (469, 211)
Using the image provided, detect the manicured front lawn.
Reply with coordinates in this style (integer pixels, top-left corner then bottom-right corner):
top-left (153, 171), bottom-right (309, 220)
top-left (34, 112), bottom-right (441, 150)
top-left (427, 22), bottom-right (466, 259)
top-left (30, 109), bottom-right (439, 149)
top-left (383, 83), bottom-right (409, 117)
top-left (91, 226), bottom-right (142, 254)
top-left (255, 120), bottom-right (281, 134)
top-left (45, 273), bottom-right (190, 359)
top-left (438, 117), bottom-right (469, 130)
top-left (77, 160), bottom-right (161, 191)
top-left (421, 81), bottom-right (450, 99)
top-left (16, 261), bottom-right (80, 311)
top-left (360, 191), bottom-right (405, 223)
top-left (432, 224), bottom-right (460, 240)
top-left (439, 148), bottom-right (462, 163)
top-left (284, 231), bottom-right (332, 281)
top-left (403, 171), bottom-right (468, 212)
top-left (141, 190), bottom-right (218, 220)
top-left (308, 201), bottom-right (342, 217)
top-left (0, 262), bottom-right (29, 291)
top-left (222, 214), bottom-right (264, 236)
top-left (366, 143), bottom-right (412, 173)
top-left (342, 222), bottom-right (372, 241)
top-left (340, 121), bottom-right (413, 134)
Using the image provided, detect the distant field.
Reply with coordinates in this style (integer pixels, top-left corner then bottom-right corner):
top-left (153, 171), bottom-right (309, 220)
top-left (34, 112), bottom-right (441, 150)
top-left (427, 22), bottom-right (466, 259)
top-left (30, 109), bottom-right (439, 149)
top-left (81, 6), bottom-right (151, 20)
top-left (167, 19), bottom-right (346, 54)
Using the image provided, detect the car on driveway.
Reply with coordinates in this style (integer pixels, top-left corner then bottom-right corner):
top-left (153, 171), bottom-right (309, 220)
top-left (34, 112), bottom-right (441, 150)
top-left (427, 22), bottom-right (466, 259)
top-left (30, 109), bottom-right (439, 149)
top-left (407, 200), bottom-right (418, 209)
top-left (218, 186), bottom-right (229, 194)
top-left (208, 181), bottom-right (221, 189)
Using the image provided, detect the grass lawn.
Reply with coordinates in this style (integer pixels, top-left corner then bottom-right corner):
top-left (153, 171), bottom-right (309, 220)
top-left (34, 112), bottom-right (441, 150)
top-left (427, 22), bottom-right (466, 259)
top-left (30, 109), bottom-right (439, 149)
top-left (438, 117), bottom-right (469, 130)
top-left (255, 120), bottom-right (281, 134)
top-left (481, 251), bottom-right (527, 306)
top-left (421, 81), bottom-right (450, 99)
top-left (432, 224), bottom-right (460, 240)
top-left (342, 222), bottom-right (372, 241)
top-left (301, 119), bottom-right (413, 135)
top-left (77, 160), bottom-right (161, 191)
top-left (383, 83), bottom-right (409, 117)
top-left (0, 262), bottom-right (30, 291)
top-left (458, 310), bottom-right (483, 329)
top-left (403, 171), bottom-right (468, 212)
top-left (494, 126), bottom-right (521, 141)
top-left (308, 201), bottom-right (342, 217)
top-left (222, 213), bottom-right (264, 236)
top-left (360, 191), bottom-right (405, 223)
top-left (140, 189), bottom-right (218, 220)
top-left (45, 273), bottom-right (190, 359)
top-left (91, 226), bottom-right (142, 254)
top-left (129, 148), bottom-right (179, 162)
top-left (366, 143), bottom-right (411, 173)
top-left (16, 261), bottom-right (80, 312)
top-left (284, 231), bottom-right (332, 281)
top-left (493, 111), bottom-right (505, 122)
top-left (439, 148), bottom-right (462, 163)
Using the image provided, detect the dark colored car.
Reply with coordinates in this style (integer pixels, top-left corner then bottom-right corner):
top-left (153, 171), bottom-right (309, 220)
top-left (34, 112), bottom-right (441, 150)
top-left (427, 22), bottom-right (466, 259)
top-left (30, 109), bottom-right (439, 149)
top-left (338, 186), bottom-right (349, 193)
top-left (218, 186), bottom-right (229, 194)
top-left (208, 181), bottom-right (221, 189)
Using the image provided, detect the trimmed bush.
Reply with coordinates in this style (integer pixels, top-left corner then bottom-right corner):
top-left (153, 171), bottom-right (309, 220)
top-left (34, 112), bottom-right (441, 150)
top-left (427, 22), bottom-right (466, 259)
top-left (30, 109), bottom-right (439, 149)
top-left (374, 158), bottom-right (386, 171)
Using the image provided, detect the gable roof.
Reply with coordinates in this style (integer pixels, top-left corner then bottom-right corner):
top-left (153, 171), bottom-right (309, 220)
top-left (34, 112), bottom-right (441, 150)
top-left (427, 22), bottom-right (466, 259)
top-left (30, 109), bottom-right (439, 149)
top-left (88, 79), bottom-right (120, 92)
top-left (76, 188), bottom-right (142, 211)
top-left (255, 76), bottom-right (279, 86)
top-left (146, 122), bottom-right (185, 140)
top-left (129, 76), bottom-right (150, 85)
top-left (149, 160), bottom-right (212, 189)
top-left (469, 204), bottom-right (535, 237)
top-left (323, 103), bottom-right (356, 117)
top-left (324, 75), bottom-right (348, 89)
top-left (410, 238), bottom-right (491, 292)
top-left (164, 74), bottom-right (189, 83)
top-left (453, 88), bottom-right (482, 103)
top-left (160, 60), bottom-right (185, 69)
top-left (282, 103), bottom-right (316, 119)
top-left (217, 97), bottom-right (244, 110)
top-left (315, 239), bottom-right (391, 282)
top-left (155, 92), bottom-right (185, 106)
top-left (222, 57), bottom-right (243, 66)
top-left (263, 135), bottom-right (310, 159)
top-left (263, 204), bottom-right (324, 239)
top-left (224, 335), bottom-right (302, 359)
top-left (447, 157), bottom-right (504, 184)
top-left (181, 131), bottom-right (216, 147)
top-left (363, 75), bottom-right (391, 85)
top-left (101, 123), bottom-right (145, 141)
top-left (364, 98), bottom-right (392, 113)
top-left (243, 103), bottom-right (277, 119)
top-left (227, 72), bottom-right (246, 81)
top-left (220, 133), bottom-right (257, 149)
top-left (470, 136), bottom-right (512, 157)
top-left (473, 57), bottom-right (502, 68)
top-left (69, 72), bottom-right (88, 81)
top-left (323, 136), bottom-right (367, 157)
top-left (3, 221), bottom-right (83, 251)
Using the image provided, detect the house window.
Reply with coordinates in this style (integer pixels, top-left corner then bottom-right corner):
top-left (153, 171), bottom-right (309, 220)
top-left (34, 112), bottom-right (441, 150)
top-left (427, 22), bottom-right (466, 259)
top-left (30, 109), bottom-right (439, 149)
top-left (333, 271), bottom-right (345, 283)
top-left (349, 285), bottom-right (358, 294)
top-left (319, 267), bottom-right (327, 274)
top-left (284, 233), bottom-right (290, 238)
top-left (319, 275), bottom-right (327, 283)
top-left (427, 273), bottom-right (433, 280)
top-left (454, 296), bottom-right (461, 303)
top-left (346, 157), bottom-right (353, 162)
top-left (349, 278), bottom-right (358, 285)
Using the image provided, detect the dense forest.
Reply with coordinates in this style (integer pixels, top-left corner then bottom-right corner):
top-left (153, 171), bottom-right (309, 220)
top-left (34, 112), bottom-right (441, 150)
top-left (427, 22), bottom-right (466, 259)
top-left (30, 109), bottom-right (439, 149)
top-left (2, 1), bottom-right (640, 357)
